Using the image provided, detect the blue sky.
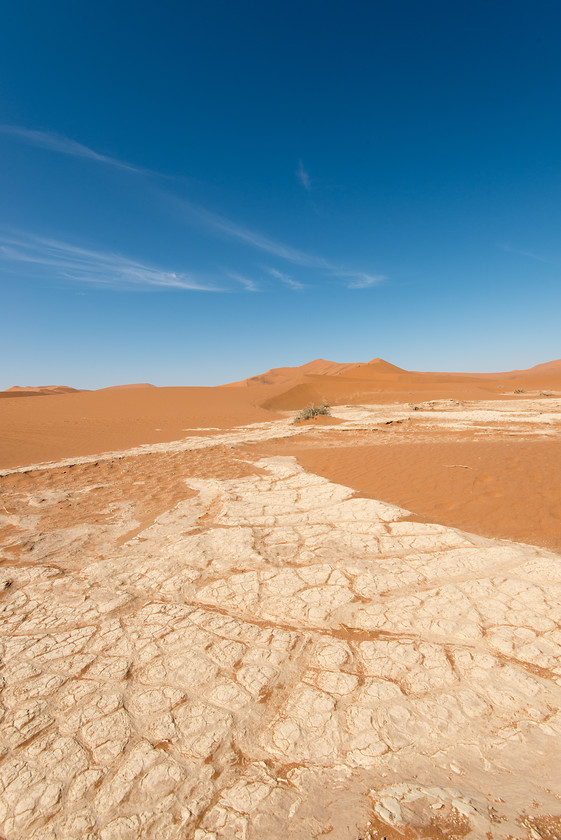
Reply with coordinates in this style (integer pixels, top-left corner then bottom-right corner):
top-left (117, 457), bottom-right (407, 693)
top-left (1, 0), bottom-right (560, 388)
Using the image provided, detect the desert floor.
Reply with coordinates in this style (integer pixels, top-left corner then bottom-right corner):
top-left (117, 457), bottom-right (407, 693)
top-left (1, 391), bottom-right (561, 839)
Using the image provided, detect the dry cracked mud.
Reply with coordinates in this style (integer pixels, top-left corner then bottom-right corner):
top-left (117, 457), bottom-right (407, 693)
top-left (1, 401), bottom-right (561, 839)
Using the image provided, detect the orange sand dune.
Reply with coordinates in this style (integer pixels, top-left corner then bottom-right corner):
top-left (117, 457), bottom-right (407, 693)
top-left (2, 356), bottom-right (561, 469)
top-left (226, 358), bottom-right (365, 387)
top-left (260, 371), bottom-right (504, 411)
top-left (421, 359), bottom-right (561, 391)
top-left (97, 383), bottom-right (156, 391)
top-left (5, 385), bottom-right (80, 394)
top-left (232, 356), bottom-right (561, 411)
top-left (1, 385), bottom-right (81, 399)
top-left (335, 357), bottom-right (408, 380)
top-left (508, 357), bottom-right (561, 376)
top-left (0, 386), bottom-right (280, 469)
top-left (230, 355), bottom-right (561, 388)
top-left (7, 385), bottom-right (74, 391)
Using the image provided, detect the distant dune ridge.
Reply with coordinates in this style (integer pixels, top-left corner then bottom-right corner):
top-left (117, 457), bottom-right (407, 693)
top-left (227, 355), bottom-right (561, 388)
top-left (98, 383), bottom-right (156, 391)
top-left (6, 385), bottom-right (79, 392)
top-left (225, 356), bottom-right (406, 386)
top-left (229, 355), bottom-right (561, 411)
top-left (1, 383), bottom-right (154, 398)
top-left (1, 355), bottom-right (560, 468)
top-left (3, 356), bottom-right (560, 398)
top-left (225, 358), bottom-right (368, 386)
top-left (1, 385), bottom-right (81, 398)
top-left (516, 358), bottom-right (561, 375)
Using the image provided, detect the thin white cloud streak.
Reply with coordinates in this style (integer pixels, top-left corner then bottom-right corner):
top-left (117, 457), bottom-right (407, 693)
top-left (1, 126), bottom-right (387, 290)
top-left (0, 233), bottom-right (222, 291)
top-left (227, 271), bottom-right (260, 292)
top-left (167, 197), bottom-right (385, 288)
top-left (0, 124), bottom-right (154, 176)
top-left (2, 125), bottom-right (321, 267)
top-left (168, 194), bottom-right (332, 269)
top-left (297, 159), bottom-right (312, 191)
top-left (267, 267), bottom-right (304, 290)
top-left (341, 272), bottom-right (386, 289)
top-left (499, 243), bottom-right (548, 263)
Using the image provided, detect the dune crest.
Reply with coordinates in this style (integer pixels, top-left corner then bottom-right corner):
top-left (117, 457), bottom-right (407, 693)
top-left (6, 384), bottom-right (79, 393)
top-left (98, 383), bottom-right (156, 391)
top-left (226, 358), bottom-right (365, 387)
top-left (1, 385), bottom-right (81, 399)
top-left (2, 355), bottom-right (561, 466)
top-left (240, 356), bottom-right (561, 410)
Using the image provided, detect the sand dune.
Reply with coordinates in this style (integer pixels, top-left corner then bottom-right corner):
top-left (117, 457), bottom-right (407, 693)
top-left (233, 356), bottom-right (561, 411)
top-left (225, 357), bottom-right (365, 386)
top-left (505, 357), bottom-right (561, 377)
top-left (2, 356), bottom-right (561, 469)
top-left (2, 383), bottom-right (155, 397)
top-left (227, 356), bottom-right (407, 387)
top-left (6, 385), bottom-right (79, 392)
top-left (98, 383), bottom-right (156, 391)
top-left (1, 385), bottom-right (81, 398)
top-left (335, 357), bottom-right (408, 380)
top-left (229, 355), bottom-right (561, 388)
top-left (259, 371), bottom-right (502, 411)
top-left (0, 386), bottom-right (281, 469)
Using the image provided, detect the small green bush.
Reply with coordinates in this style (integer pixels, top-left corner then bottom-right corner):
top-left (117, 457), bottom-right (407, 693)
top-left (514, 388), bottom-right (525, 394)
top-left (293, 402), bottom-right (331, 423)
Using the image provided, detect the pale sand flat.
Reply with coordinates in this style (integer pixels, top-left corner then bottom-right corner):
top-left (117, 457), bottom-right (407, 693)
top-left (1, 402), bottom-right (561, 838)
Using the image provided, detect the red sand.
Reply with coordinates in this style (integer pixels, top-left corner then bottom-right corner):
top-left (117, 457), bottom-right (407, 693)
top-left (2, 357), bottom-right (561, 554)
top-left (98, 383), bottom-right (156, 391)
top-left (245, 357), bottom-right (561, 411)
top-left (2, 356), bottom-right (560, 472)
top-left (0, 386), bottom-right (280, 469)
top-left (1, 385), bottom-right (81, 398)
top-left (257, 437), bottom-right (561, 553)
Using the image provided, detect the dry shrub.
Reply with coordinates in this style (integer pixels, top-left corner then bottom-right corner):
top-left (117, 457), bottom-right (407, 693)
top-left (293, 403), bottom-right (331, 423)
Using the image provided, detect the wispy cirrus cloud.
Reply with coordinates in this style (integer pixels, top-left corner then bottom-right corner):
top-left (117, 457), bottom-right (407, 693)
top-left (173, 197), bottom-right (385, 288)
top-left (2, 125), bottom-right (387, 291)
top-left (0, 232), bottom-right (222, 291)
top-left (498, 243), bottom-right (549, 263)
top-left (2, 126), bottom-right (327, 266)
top-left (168, 196), bottom-right (385, 287)
top-left (297, 159), bottom-right (312, 191)
top-left (168, 194), bottom-right (332, 269)
top-left (227, 271), bottom-right (260, 292)
top-left (341, 272), bottom-right (386, 289)
top-left (267, 267), bottom-right (305, 290)
top-left (0, 124), bottom-right (153, 176)
top-left (1, 124), bottom-right (319, 265)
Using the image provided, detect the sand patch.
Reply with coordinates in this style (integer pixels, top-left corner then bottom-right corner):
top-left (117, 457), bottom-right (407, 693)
top-left (251, 437), bottom-right (561, 553)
